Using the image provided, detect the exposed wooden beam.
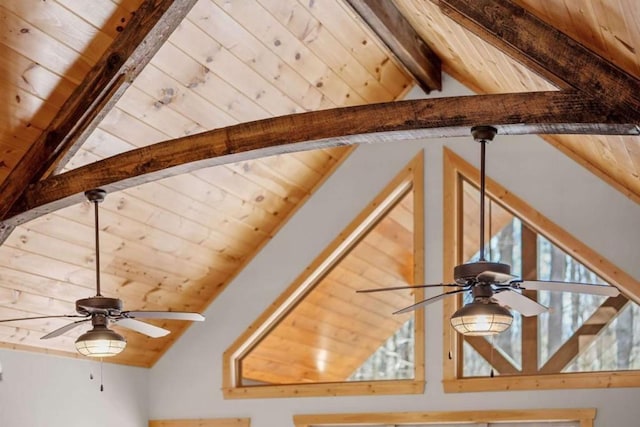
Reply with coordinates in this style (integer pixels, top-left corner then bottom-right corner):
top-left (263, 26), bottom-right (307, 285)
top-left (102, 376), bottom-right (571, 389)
top-left (0, 0), bottom-right (198, 229)
top-left (539, 294), bottom-right (629, 373)
top-left (434, 0), bottom-right (640, 119)
top-left (1, 90), bottom-right (637, 236)
top-left (345, 0), bottom-right (441, 93)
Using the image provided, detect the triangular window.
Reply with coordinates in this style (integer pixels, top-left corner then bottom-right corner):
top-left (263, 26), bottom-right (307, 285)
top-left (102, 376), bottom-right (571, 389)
top-left (443, 149), bottom-right (640, 391)
top-left (224, 153), bottom-right (424, 398)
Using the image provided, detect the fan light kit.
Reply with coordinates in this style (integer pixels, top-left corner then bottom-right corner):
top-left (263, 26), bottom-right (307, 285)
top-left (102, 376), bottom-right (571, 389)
top-left (0, 189), bottom-right (205, 357)
top-left (358, 126), bottom-right (620, 336)
top-left (75, 316), bottom-right (126, 357)
top-left (450, 294), bottom-right (513, 336)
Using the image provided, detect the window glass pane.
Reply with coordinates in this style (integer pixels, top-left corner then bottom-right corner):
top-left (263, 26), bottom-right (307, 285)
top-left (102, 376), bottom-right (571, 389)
top-left (565, 303), bottom-right (640, 372)
top-left (461, 180), bottom-right (521, 372)
top-left (240, 192), bottom-right (416, 384)
top-left (537, 235), bottom-right (611, 368)
top-left (463, 339), bottom-right (492, 377)
top-left (349, 318), bottom-right (414, 380)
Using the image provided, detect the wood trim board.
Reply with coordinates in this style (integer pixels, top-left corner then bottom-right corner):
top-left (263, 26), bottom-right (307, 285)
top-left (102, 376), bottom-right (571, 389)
top-left (149, 418), bottom-right (250, 427)
top-left (293, 408), bottom-right (596, 426)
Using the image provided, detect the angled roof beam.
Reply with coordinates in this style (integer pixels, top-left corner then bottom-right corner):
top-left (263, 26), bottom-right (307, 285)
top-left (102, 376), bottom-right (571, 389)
top-left (0, 0), bottom-right (198, 230)
top-left (1, 90), bottom-right (637, 236)
top-left (345, 0), bottom-right (441, 93)
top-left (433, 0), bottom-right (640, 119)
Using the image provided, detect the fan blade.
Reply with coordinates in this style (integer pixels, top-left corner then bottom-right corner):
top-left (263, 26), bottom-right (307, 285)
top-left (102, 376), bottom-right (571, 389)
top-left (115, 318), bottom-right (170, 338)
top-left (41, 319), bottom-right (91, 339)
top-left (123, 311), bottom-right (204, 321)
top-left (393, 289), bottom-right (467, 315)
top-left (477, 270), bottom-right (515, 284)
top-left (518, 280), bottom-right (620, 297)
top-left (357, 283), bottom-right (461, 293)
top-left (493, 290), bottom-right (548, 317)
top-left (0, 314), bottom-right (87, 324)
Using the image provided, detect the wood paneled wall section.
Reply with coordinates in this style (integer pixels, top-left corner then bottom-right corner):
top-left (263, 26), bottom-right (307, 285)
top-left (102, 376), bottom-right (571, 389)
top-left (0, 0), bottom-right (413, 366)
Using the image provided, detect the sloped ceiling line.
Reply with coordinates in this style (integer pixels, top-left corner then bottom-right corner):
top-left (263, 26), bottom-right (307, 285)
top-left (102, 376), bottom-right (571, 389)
top-left (4, 90), bottom-right (638, 230)
top-left (0, 0), bottom-right (199, 244)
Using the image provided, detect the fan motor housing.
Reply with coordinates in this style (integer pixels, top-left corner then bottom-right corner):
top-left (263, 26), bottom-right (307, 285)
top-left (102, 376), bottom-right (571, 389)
top-left (76, 297), bottom-right (123, 315)
top-left (454, 261), bottom-right (511, 284)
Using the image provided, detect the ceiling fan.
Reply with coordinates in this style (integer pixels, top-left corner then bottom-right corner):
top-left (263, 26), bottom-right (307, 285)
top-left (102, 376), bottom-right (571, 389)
top-left (0, 189), bottom-right (205, 357)
top-left (358, 126), bottom-right (619, 336)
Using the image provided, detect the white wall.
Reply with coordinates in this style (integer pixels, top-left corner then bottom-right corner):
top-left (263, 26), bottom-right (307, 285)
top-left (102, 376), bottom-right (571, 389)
top-left (0, 348), bottom-right (148, 427)
top-left (149, 75), bottom-right (640, 426)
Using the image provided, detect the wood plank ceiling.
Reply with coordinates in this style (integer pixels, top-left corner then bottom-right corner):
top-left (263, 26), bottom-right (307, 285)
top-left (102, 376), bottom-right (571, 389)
top-left (0, 0), bottom-right (637, 375)
top-left (0, 0), bottom-right (413, 367)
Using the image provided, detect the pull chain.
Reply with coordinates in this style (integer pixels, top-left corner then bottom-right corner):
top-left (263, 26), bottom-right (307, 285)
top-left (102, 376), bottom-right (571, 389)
top-left (448, 325), bottom-right (454, 360)
top-left (100, 358), bottom-right (104, 392)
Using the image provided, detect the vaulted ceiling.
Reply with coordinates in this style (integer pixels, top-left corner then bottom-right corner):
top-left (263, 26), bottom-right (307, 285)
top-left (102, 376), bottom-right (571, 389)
top-left (0, 0), bottom-right (637, 370)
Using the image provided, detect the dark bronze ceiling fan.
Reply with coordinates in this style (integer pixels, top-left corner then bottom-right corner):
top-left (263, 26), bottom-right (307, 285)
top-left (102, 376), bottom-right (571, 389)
top-left (358, 126), bottom-right (619, 336)
top-left (0, 189), bottom-right (205, 357)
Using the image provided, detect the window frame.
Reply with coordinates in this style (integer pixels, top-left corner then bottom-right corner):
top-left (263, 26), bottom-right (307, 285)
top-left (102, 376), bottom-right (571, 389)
top-left (149, 418), bottom-right (250, 427)
top-left (223, 153), bottom-right (425, 398)
top-left (442, 148), bottom-right (640, 392)
top-left (293, 408), bottom-right (596, 427)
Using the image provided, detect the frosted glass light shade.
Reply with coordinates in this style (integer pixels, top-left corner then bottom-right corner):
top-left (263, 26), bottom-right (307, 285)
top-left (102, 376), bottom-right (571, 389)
top-left (75, 326), bottom-right (126, 357)
top-left (451, 300), bottom-right (513, 336)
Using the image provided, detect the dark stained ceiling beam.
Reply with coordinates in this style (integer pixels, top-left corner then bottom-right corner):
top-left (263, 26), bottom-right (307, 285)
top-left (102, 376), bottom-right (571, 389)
top-left (433, 0), bottom-right (640, 119)
top-left (0, 0), bottom-right (198, 228)
top-left (345, 0), bottom-right (441, 93)
top-left (1, 90), bottom-right (637, 236)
